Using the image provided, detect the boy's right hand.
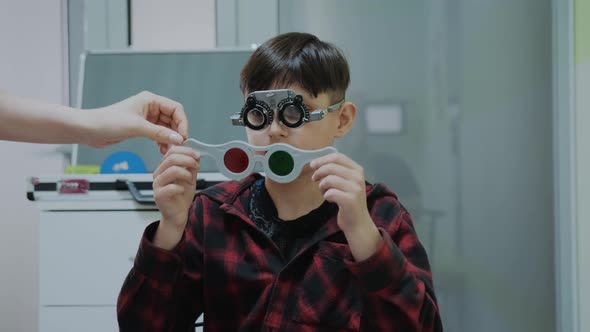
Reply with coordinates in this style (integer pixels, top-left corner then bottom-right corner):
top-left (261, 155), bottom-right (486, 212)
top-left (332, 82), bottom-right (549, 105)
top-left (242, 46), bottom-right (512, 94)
top-left (152, 146), bottom-right (200, 250)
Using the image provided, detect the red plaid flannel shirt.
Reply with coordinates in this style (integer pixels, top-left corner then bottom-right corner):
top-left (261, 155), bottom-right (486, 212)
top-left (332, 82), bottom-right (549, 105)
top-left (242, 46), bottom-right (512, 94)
top-left (117, 174), bottom-right (442, 331)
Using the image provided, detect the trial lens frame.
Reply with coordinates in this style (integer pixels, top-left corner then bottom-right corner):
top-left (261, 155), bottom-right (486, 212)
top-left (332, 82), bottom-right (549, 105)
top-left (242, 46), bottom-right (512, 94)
top-left (230, 89), bottom-right (345, 130)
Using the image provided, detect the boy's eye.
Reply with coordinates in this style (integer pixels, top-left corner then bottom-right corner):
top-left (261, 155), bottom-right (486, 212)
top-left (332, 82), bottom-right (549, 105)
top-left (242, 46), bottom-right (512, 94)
top-left (247, 109), bottom-right (265, 126)
top-left (282, 105), bottom-right (302, 124)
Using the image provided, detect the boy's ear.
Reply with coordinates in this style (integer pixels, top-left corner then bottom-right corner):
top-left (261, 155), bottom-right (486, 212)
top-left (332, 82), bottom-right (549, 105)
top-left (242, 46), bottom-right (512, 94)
top-left (335, 101), bottom-right (357, 137)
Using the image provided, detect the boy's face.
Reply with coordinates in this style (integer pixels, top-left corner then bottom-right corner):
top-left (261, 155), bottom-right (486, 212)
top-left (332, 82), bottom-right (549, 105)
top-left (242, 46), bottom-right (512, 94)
top-left (244, 85), bottom-right (343, 151)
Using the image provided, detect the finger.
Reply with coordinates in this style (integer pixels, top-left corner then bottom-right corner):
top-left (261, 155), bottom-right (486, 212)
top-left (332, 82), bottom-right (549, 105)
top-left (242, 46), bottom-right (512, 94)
top-left (141, 122), bottom-right (184, 145)
top-left (155, 119), bottom-right (170, 127)
top-left (317, 174), bottom-right (361, 195)
top-left (170, 108), bottom-right (189, 140)
top-left (310, 153), bottom-right (361, 171)
top-left (146, 109), bottom-right (159, 124)
top-left (159, 143), bottom-right (168, 155)
top-left (161, 145), bottom-right (201, 162)
top-left (311, 163), bottom-right (360, 183)
top-left (154, 158), bottom-right (200, 181)
top-left (154, 183), bottom-right (186, 198)
top-left (154, 146), bottom-right (200, 177)
top-left (323, 187), bottom-right (354, 204)
top-left (153, 166), bottom-right (196, 188)
top-left (156, 114), bottom-right (173, 125)
top-left (148, 113), bottom-right (172, 126)
top-left (156, 154), bottom-right (200, 176)
top-left (149, 94), bottom-right (189, 139)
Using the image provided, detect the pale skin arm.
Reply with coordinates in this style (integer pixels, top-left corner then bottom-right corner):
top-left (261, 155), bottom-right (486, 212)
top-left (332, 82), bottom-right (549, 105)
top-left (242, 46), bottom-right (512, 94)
top-left (0, 90), bottom-right (188, 153)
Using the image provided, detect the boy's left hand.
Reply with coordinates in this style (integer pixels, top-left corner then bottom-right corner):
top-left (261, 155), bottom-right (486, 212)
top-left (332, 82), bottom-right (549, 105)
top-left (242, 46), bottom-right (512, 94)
top-left (310, 153), bottom-right (373, 233)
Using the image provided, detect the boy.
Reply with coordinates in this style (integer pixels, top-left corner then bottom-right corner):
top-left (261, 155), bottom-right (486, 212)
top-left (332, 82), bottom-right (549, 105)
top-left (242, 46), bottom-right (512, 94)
top-left (117, 32), bottom-right (442, 331)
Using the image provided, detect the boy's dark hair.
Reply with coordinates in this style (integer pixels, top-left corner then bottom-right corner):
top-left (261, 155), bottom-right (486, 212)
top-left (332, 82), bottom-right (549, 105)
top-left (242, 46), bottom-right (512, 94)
top-left (240, 32), bottom-right (350, 103)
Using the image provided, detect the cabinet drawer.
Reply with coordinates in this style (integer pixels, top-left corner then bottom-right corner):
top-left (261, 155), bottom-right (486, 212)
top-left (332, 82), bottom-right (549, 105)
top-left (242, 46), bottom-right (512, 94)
top-left (40, 210), bottom-right (159, 305)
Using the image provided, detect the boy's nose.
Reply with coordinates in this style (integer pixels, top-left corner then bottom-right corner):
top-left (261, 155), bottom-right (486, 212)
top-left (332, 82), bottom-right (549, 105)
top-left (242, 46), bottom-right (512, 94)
top-left (268, 114), bottom-right (287, 138)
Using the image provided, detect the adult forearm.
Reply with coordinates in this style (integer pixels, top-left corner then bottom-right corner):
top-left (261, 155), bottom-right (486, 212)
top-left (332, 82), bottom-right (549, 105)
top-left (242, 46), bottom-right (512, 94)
top-left (0, 92), bottom-right (88, 144)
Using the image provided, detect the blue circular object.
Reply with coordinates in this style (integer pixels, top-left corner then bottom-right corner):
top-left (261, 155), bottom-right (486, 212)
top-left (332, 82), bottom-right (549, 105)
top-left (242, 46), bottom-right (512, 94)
top-left (100, 151), bottom-right (147, 174)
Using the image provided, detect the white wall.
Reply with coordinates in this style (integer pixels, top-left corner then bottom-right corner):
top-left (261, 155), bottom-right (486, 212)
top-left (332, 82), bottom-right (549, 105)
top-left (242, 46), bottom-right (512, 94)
top-left (577, 61), bottom-right (590, 332)
top-left (459, 1), bottom-right (554, 330)
top-left (0, 1), bottom-right (67, 331)
top-left (216, 0), bottom-right (278, 47)
top-left (131, 0), bottom-right (215, 50)
top-left (576, 0), bottom-right (590, 328)
top-left (279, 1), bottom-right (554, 331)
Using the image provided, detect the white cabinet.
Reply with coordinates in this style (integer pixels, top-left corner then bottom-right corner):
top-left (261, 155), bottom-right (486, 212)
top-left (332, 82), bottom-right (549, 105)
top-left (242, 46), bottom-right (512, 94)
top-left (31, 174), bottom-right (216, 331)
top-left (39, 203), bottom-right (159, 332)
top-left (39, 201), bottom-right (202, 332)
top-left (40, 209), bottom-right (157, 306)
top-left (38, 202), bottom-right (204, 332)
top-left (39, 204), bottom-right (202, 332)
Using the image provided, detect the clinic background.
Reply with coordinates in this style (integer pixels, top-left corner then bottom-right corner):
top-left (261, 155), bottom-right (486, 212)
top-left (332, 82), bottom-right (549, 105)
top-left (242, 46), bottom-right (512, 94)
top-left (1, 0), bottom-right (589, 331)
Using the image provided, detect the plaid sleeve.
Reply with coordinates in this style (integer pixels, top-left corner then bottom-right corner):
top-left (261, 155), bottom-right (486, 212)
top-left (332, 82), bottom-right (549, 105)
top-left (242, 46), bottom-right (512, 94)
top-left (117, 196), bottom-right (205, 332)
top-left (346, 198), bottom-right (443, 331)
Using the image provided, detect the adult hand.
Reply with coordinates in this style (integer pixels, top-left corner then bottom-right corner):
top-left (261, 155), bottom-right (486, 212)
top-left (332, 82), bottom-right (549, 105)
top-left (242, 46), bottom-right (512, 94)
top-left (86, 91), bottom-right (188, 153)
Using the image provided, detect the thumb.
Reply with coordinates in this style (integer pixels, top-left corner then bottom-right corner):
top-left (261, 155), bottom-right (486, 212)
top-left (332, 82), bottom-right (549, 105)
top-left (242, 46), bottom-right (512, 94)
top-left (141, 122), bottom-right (184, 145)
